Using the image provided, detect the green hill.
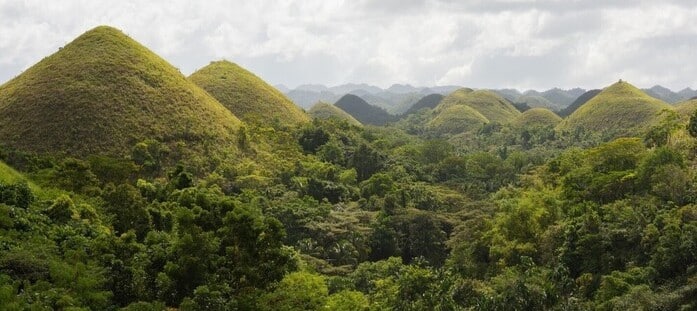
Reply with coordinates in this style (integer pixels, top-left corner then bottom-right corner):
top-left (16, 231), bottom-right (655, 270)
top-left (335, 94), bottom-right (393, 125)
top-left (0, 26), bottom-right (241, 159)
top-left (557, 81), bottom-right (672, 137)
top-left (189, 60), bottom-right (309, 126)
top-left (308, 102), bottom-right (361, 126)
top-left (512, 107), bottom-right (562, 128)
top-left (674, 99), bottom-right (697, 119)
top-left (436, 89), bottom-right (520, 124)
top-left (427, 104), bottom-right (489, 135)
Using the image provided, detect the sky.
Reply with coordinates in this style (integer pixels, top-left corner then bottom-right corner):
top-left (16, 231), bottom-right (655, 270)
top-left (1, 0), bottom-right (697, 91)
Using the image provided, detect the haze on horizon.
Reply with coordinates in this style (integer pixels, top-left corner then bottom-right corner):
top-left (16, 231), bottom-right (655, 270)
top-left (1, 0), bottom-right (697, 91)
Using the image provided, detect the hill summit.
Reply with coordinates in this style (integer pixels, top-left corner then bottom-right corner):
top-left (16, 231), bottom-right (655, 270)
top-left (189, 60), bottom-right (309, 126)
top-left (308, 102), bottom-right (361, 126)
top-left (435, 89), bottom-right (520, 124)
top-left (335, 94), bottom-right (393, 125)
top-left (0, 26), bottom-right (241, 158)
top-left (557, 80), bottom-right (672, 138)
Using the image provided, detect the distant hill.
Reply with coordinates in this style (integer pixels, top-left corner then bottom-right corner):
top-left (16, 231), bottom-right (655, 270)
top-left (403, 94), bottom-right (444, 116)
top-left (308, 102), bottom-right (361, 126)
top-left (542, 88), bottom-right (585, 108)
top-left (514, 95), bottom-right (555, 110)
top-left (492, 89), bottom-right (522, 102)
top-left (512, 108), bottom-right (562, 128)
top-left (677, 88), bottom-right (697, 100)
top-left (436, 89), bottom-right (520, 124)
top-left (0, 26), bottom-right (241, 158)
top-left (335, 94), bottom-right (394, 125)
top-left (643, 85), bottom-right (685, 104)
top-left (189, 60), bottom-right (309, 126)
top-left (558, 89), bottom-right (602, 117)
top-left (286, 89), bottom-right (340, 109)
top-left (557, 81), bottom-right (672, 138)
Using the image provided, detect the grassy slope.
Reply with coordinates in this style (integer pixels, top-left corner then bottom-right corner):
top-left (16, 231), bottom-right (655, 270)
top-left (557, 81), bottom-right (673, 137)
top-left (308, 102), bottom-right (362, 126)
top-left (674, 99), bottom-right (697, 119)
top-left (427, 104), bottom-right (489, 135)
top-left (0, 26), bottom-right (241, 158)
top-left (189, 60), bottom-right (309, 126)
top-left (512, 107), bottom-right (562, 127)
top-left (437, 89), bottom-right (520, 124)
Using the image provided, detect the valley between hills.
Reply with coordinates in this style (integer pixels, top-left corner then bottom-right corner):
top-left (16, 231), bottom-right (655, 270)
top-left (0, 26), bottom-right (696, 310)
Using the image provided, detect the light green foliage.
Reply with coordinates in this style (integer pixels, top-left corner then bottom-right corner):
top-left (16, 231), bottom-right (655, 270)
top-left (261, 272), bottom-right (328, 311)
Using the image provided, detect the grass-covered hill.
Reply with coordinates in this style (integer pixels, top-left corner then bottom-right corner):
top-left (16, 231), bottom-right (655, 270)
top-left (402, 93), bottom-right (444, 116)
top-left (557, 81), bottom-right (672, 138)
top-left (427, 104), bottom-right (489, 135)
top-left (436, 88), bottom-right (520, 124)
top-left (558, 89), bottom-right (601, 117)
top-left (189, 60), bottom-right (309, 127)
top-left (335, 94), bottom-right (393, 125)
top-left (512, 107), bottom-right (562, 128)
top-left (308, 102), bottom-right (361, 126)
top-left (0, 26), bottom-right (241, 159)
top-left (675, 99), bottom-right (697, 115)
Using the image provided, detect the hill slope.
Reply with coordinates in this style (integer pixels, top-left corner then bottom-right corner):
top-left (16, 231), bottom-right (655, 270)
top-left (427, 104), bottom-right (489, 135)
top-left (403, 94), bottom-right (444, 116)
top-left (557, 81), bottom-right (672, 138)
top-left (308, 102), bottom-right (361, 126)
top-left (0, 26), bottom-right (241, 159)
top-left (559, 89), bottom-right (602, 117)
top-left (189, 60), bottom-right (309, 126)
top-left (335, 94), bottom-right (393, 125)
top-left (674, 99), bottom-right (697, 118)
top-left (437, 89), bottom-right (520, 124)
top-left (512, 108), bottom-right (562, 128)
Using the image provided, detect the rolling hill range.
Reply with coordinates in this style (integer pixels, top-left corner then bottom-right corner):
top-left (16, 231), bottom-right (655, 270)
top-left (0, 26), bottom-right (241, 159)
top-left (557, 81), bottom-right (672, 138)
top-left (189, 60), bottom-right (309, 127)
top-left (514, 95), bottom-right (555, 110)
top-left (512, 107), bottom-right (562, 128)
top-left (436, 88), bottom-right (521, 124)
top-left (335, 94), bottom-right (393, 125)
top-left (308, 102), bottom-right (361, 126)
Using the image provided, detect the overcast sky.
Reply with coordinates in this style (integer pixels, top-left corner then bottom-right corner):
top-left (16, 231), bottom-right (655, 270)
top-left (1, 0), bottom-right (697, 91)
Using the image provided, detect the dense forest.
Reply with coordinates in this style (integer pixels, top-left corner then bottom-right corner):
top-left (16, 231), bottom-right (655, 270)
top-left (0, 26), bottom-right (696, 310)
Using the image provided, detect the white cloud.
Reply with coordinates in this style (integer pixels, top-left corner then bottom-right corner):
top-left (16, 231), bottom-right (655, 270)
top-left (0, 0), bottom-right (696, 90)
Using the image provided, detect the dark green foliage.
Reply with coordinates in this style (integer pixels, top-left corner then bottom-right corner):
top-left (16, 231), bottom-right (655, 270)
top-left (349, 144), bottom-right (385, 181)
top-left (299, 126), bottom-right (330, 153)
top-left (335, 94), bottom-right (394, 126)
top-left (0, 181), bottom-right (33, 209)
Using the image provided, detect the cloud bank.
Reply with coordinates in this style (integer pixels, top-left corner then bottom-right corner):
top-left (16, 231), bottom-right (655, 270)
top-left (1, 0), bottom-right (696, 90)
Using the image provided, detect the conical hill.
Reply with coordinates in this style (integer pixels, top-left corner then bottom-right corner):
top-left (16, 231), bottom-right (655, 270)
top-left (557, 81), bottom-right (672, 137)
top-left (436, 89), bottom-right (520, 124)
top-left (0, 26), bottom-right (241, 158)
top-left (512, 107), bottom-right (562, 128)
top-left (308, 102), bottom-right (361, 126)
top-left (189, 60), bottom-right (309, 126)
